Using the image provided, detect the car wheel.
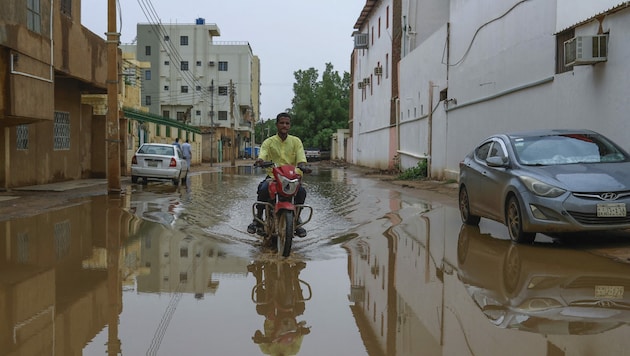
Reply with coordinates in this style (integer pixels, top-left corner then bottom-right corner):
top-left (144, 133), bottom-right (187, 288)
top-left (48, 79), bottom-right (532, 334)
top-left (131, 175), bottom-right (138, 184)
top-left (506, 196), bottom-right (535, 244)
top-left (459, 186), bottom-right (481, 225)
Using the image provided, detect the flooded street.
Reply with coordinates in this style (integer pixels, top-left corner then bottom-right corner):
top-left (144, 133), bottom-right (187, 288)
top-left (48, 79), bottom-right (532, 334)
top-left (3, 165), bottom-right (630, 355)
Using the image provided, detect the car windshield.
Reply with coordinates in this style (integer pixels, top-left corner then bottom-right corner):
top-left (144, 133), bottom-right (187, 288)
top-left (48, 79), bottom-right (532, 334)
top-left (511, 133), bottom-right (627, 165)
top-left (138, 145), bottom-right (175, 156)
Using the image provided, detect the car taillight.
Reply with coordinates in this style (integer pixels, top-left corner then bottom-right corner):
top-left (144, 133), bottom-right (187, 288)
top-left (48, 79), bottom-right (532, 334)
top-left (132, 155), bottom-right (137, 164)
top-left (170, 158), bottom-right (177, 167)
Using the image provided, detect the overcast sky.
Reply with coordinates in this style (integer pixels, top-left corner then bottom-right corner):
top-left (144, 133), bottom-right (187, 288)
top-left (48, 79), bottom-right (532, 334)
top-left (82, 1), bottom-right (365, 120)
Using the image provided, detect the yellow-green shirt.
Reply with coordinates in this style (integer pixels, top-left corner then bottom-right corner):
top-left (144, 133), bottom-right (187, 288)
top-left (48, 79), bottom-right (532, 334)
top-left (259, 134), bottom-right (307, 175)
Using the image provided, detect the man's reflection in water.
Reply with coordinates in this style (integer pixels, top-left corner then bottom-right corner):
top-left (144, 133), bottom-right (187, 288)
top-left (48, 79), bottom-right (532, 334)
top-left (248, 260), bottom-right (312, 355)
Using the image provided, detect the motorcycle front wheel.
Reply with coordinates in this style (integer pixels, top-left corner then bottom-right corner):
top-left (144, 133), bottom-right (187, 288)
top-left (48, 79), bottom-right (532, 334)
top-left (277, 210), bottom-right (294, 257)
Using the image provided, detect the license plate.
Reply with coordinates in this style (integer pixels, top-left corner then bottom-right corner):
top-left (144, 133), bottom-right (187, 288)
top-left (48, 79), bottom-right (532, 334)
top-left (597, 203), bottom-right (626, 217)
top-left (148, 161), bottom-right (158, 167)
top-left (595, 285), bottom-right (624, 299)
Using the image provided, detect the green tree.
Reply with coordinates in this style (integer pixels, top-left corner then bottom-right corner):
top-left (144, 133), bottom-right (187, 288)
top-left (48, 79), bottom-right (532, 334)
top-left (289, 63), bottom-right (349, 150)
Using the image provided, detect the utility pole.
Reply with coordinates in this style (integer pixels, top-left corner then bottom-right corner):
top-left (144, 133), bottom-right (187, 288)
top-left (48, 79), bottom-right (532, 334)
top-left (209, 79), bottom-right (214, 167)
top-left (230, 79), bottom-right (236, 167)
top-left (106, 0), bottom-right (121, 193)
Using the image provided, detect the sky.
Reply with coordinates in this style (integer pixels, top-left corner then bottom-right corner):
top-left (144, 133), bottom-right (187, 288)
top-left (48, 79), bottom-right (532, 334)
top-left (82, 0), bottom-right (366, 120)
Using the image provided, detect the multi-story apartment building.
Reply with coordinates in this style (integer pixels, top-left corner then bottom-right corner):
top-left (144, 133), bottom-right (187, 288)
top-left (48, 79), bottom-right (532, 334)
top-left (0, 0), bottom-right (109, 188)
top-left (135, 18), bottom-right (260, 163)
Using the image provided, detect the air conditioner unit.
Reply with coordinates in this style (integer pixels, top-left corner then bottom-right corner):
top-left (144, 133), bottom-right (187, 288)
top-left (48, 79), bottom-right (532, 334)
top-left (208, 61), bottom-right (215, 66)
top-left (363, 77), bottom-right (370, 85)
top-left (357, 82), bottom-right (364, 89)
top-left (374, 66), bottom-right (382, 76)
top-left (354, 33), bottom-right (369, 49)
top-left (564, 35), bottom-right (608, 67)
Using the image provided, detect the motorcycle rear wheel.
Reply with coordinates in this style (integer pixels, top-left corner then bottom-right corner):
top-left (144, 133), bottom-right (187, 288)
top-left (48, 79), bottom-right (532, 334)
top-left (277, 210), bottom-right (294, 257)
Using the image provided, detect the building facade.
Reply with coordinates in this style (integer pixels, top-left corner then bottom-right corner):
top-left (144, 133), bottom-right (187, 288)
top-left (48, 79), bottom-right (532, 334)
top-left (135, 19), bottom-right (260, 163)
top-left (352, 0), bottom-right (630, 180)
top-left (0, 0), bottom-right (109, 188)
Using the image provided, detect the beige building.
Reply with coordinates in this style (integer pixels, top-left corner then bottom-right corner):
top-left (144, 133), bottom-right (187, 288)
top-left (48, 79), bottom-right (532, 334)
top-left (0, 0), bottom-right (110, 188)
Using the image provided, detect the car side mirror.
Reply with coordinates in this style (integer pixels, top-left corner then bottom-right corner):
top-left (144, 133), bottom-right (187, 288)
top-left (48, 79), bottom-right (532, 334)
top-left (486, 156), bottom-right (508, 167)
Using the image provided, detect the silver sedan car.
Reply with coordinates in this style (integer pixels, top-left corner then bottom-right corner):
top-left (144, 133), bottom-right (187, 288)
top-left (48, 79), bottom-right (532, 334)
top-left (458, 129), bottom-right (630, 243)
top-left (131, 143), bottom-right (189, 186)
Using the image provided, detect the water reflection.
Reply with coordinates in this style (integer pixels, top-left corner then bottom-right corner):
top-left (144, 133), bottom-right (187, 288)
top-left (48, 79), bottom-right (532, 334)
top-left (457, 224), bottom-right (630, 335)
top-left (249, 260), bottom-right (312, 355)
top-left (0, 195), bottom-right (130, 356)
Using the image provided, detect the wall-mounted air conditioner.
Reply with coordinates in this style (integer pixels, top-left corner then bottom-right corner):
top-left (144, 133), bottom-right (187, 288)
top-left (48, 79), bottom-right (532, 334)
top-left (363, 77), bottom-right (370, 85)
top-left (374, 66), bottom-right (382, 76)
top-left (354, 33), bottom-right (368, 49)
top-left (564, 35), bottom-right (608, 67)
top-left (357, 82), bottom-right (364, 89)
top-left (208, 61), bottom-right (215, 66)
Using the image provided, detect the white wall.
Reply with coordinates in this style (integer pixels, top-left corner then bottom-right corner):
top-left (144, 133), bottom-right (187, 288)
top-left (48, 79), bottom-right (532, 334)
top-left (352, 0), bottom-right (394, 169)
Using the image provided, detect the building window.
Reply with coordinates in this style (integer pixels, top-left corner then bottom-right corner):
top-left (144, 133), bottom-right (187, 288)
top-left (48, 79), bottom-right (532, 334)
top-left (163, 110), bottom-right (170, 118)
top-left (164, 60), bottom-right (170, 66)
top-left (145, 70), bottom-right (151, 80)
top-left (145, 96), bottom-right (151, 105)
top-left (196, 85), bottom-right (201, 91)
top-left (60, 0), bottom-right (72, 17)
top-left (218, 86), bottom-right (228, 96)
top-left (53, 111), bottom-right (70, 150)
top-left (27, 0), bottom-right (42, 33)
top-left (386, 6), bottom-right (389, 28)
top-left (145, 46), bottom-right (151, 55)
top-left (164, 35), bottom-right (170, 41)
top-left (218, 111), bottom-right (228, 121)
top-left (181, 61), bottom-right (189, 71)
top-left (196, 61), bottom-right (202, 66)
top-left (218, 61), bottom-right (228, 71)
top-left (17, 124), bottom-right (29, 150)
top-left (180, 36), bottom-right (189, 45)
top-left (556, 28), bottom-right (575, 74)
top-left (180, 247), bottom-right (188, 258)
top-left (164, 85), bottom-right (169, 91)
top-left (196, 110), bottom-right (201, 116)
top-left (181, 86), bottom-right (189, 93)
top-left (177, 112), bottom-right (186, 121)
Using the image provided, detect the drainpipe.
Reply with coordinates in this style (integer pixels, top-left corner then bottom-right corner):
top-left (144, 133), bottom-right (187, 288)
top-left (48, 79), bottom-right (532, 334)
top-left (107, 0), bottom-right (121, 192)
top-left (427, 81), bottom-right (433, 179)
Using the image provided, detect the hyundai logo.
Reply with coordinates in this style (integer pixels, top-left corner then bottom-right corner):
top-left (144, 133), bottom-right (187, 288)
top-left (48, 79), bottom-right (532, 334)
top-left (600, 192), bottom-right (618, 200)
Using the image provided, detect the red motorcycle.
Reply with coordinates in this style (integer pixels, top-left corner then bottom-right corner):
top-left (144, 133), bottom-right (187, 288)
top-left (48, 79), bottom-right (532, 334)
top-left (252, 161), bottom-right (313, 257)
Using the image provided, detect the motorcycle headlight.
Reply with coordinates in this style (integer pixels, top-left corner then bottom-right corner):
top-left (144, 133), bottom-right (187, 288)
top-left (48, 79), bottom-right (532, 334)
top-left (278, 175), bottom-right (300, 196)
top-left (519, 176), bottom-right (566, 197)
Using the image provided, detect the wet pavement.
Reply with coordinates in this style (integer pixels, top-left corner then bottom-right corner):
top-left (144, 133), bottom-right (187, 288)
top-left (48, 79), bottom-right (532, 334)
top-left (2, 163), bottom-right (630, 355)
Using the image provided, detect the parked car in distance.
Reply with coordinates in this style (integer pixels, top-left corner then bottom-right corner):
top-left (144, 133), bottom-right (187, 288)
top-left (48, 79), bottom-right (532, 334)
top-left (305, 148), bottom-right (321, 161)
top-left (458, 129), bottom-right (630, 243)
top-left (131, 143), bottom-right (189, 186)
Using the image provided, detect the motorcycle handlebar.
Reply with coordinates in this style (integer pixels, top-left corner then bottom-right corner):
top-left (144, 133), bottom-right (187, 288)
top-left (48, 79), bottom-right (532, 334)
top-left (253, 161), bottom-right (312, 174)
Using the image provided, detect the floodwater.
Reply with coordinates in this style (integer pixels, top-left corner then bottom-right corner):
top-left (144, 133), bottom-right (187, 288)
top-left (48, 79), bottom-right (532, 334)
top-left (3, 165), bottom-right (630, 356)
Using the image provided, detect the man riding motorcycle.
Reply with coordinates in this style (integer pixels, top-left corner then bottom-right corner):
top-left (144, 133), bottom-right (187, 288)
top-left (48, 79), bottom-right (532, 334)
top-left (248, 112), bottom-right (311, 237)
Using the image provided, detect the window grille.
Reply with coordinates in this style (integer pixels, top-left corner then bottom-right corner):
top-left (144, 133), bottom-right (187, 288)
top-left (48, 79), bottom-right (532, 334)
top-left (17, 124), bottom-right (29, 150)
top-left (54, 220), bottom-right (71, 260)
top-left (54, 111), bottom-right (70, 150)
top-left (218, 61), bottom-right (228, 71)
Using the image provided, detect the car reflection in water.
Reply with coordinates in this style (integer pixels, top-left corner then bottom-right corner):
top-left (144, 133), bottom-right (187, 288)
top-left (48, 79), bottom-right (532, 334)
top-left (248, 260), bottom-right (312, 355)
top-left (457, 224), bottom-right (630, 335)
top-left (128, 189), bottom-right (183, 228)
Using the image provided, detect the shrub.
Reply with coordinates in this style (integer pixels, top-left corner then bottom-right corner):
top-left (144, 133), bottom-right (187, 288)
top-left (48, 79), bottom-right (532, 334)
top-left (397, 159), bottom-right (427, 180)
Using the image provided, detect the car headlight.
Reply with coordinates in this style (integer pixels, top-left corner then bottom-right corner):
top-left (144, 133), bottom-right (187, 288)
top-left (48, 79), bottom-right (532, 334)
top-left (519, 176), bottom-right (566, 197)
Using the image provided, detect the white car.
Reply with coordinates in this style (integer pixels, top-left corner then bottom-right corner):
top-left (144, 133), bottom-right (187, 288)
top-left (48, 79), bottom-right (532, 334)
top-left (131, 143), bottom-right (189, 185)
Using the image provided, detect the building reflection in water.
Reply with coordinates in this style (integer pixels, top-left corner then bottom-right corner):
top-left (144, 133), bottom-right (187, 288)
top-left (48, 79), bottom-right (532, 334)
top-left (0, 195), bottom-right (130, 356)
top-left (344, 198), bottom-right (630, 355)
